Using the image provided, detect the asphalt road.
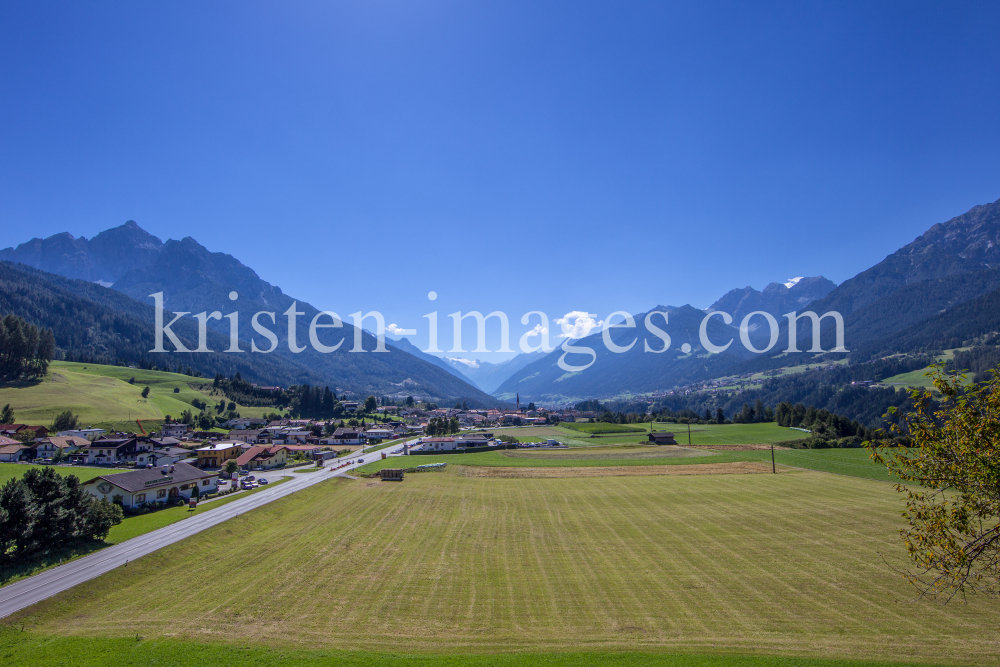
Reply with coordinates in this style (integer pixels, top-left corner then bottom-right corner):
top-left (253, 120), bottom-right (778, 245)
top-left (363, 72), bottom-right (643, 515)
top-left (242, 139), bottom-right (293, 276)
top-left (0, 439), bottom-right (414, 620)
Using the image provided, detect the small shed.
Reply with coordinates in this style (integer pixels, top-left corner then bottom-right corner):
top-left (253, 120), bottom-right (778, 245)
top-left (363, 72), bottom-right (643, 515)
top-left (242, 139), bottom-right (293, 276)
top-left (380, 468), bottom-right (405, 481)
top-left (648, 431), bottom-right (678, 445)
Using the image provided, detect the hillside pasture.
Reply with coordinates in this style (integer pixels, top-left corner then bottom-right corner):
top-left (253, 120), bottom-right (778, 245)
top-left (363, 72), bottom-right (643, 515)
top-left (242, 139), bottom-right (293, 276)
top-left (0, 462), bottom-right (123, 486)
top-left (11, 469), bottom-right (1000, 665)
top-left (0, 361), bottom-right (272, 428)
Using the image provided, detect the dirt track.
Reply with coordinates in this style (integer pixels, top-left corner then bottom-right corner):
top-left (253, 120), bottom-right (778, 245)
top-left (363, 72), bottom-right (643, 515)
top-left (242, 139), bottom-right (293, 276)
top-left (682, 444), bottom-right (790, 451)
top-left (455, 461), bottom-right (778, 478)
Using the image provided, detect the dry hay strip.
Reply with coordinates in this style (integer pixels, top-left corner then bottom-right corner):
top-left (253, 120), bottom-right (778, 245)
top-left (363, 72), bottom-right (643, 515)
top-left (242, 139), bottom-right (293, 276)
top-left (455, 461), bottom-right (778, 479)
top-left (684, 444), bottom-right (790, 451)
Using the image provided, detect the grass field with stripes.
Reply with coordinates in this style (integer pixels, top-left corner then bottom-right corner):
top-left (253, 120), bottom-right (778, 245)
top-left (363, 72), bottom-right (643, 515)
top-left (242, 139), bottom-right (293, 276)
top-left (11, 468), bottom-right (998, 665)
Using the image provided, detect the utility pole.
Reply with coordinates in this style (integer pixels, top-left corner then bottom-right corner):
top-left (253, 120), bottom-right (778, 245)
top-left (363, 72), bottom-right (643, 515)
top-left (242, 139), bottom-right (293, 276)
top-left (687, 422), bottom-right (691, 446)
top-left (771, 443), bottom-right (776, 473)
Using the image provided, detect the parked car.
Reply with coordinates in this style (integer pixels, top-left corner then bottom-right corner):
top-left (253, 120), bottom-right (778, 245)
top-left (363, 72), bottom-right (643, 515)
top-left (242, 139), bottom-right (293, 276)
top-left (246, 475), bottom-right (255, 481)
top-left (258, 478), bottom-right (269, 485)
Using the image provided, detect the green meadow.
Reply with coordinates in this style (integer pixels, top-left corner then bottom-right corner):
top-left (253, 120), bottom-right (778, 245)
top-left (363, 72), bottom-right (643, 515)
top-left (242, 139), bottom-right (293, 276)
top-left (0, 462), bottom-right (123, 487)
top-left (360, 444), bottom-right (892, 480)
top-left (8, 469), bottom-right (997, 665)
top-left (0, 361), bottom-right (271, 429)
top-left (489, 422), bottom-right (804, 448)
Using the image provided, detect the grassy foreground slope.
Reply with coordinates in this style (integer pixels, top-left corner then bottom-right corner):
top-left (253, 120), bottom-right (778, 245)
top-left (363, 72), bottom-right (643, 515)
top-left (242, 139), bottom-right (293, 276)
top-left (0, 631), bottom-right (951, 667)
top-left (0, 463), bottom-right (125, 486)
top-left (12, 471), bottom-right (999, 664)
top-left (0, 361), bottom-right (269, 427)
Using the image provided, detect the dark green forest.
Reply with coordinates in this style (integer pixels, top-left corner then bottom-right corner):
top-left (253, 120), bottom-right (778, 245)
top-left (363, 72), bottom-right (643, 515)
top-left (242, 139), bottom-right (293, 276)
top-left (0, 314), bottom-right (55, 381)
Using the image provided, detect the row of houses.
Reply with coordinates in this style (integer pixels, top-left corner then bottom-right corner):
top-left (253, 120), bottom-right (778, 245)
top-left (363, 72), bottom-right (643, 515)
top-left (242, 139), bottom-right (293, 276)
top-left (193, 440), bottom-right (321, 470)
top-left (0, 434), bottom-right (119, 463)
top-left (224, 424), bottom-right (407, 448)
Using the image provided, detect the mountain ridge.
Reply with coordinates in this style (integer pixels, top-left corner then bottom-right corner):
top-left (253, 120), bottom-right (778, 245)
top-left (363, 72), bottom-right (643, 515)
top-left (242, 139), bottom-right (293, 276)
top-left (1, 223), bottom-right (499, 405)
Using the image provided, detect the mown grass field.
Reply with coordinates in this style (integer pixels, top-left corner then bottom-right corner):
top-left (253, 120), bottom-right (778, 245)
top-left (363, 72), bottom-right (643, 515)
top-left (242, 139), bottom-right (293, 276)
top-left (368, 448), bottom-right (739, 471)
top-left (736, 447), bottom-right (900, 482)
top-left (489, 422), bottom-right (802, 448)
top-left (363, 446), bottom-right (895, 480)
top-left (0, 361), bottom-right (270, 428)
top-left (10, 469), bottom-right (998, 664)
top-left (561, 422), bottom-right (649, 434)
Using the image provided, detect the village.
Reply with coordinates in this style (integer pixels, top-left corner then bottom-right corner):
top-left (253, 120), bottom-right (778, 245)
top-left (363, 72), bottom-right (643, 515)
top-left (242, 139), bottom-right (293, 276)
top-left (0, 401), bottom-right (613, 512)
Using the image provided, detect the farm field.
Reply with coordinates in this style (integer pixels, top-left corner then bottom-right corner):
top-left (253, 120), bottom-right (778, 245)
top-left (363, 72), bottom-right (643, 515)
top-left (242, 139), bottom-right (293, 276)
top-left (0, 361), bottom-right (271, 429)
top-left (734, 447), bottom-right (900, 482)
top-left (9, 469), bottom-right (998, 665)
top-left (650, 422), bottom-right (802, 446)
top-left (489, 422), bottom-right (803, 448)
top-left (362, 446), bottom-right (892, 480)
top-left (373, 448), bottom-right (741, 470)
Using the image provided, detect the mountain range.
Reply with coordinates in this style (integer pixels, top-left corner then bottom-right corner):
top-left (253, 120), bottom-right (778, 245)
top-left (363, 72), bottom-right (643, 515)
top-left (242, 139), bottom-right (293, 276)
top-left (494, 196), bottom-right (1000, 402)
top-left (707, 276), bottom-right (836, 322)
top-left (4, 195), bottom-right (1000, 404)
top-left (0, 224), bottom-right (499, 406)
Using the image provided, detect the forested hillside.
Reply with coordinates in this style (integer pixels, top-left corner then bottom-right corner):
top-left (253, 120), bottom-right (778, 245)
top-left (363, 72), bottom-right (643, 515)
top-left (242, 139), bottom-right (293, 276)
top-left (604, 356), bottom-right (932, 428)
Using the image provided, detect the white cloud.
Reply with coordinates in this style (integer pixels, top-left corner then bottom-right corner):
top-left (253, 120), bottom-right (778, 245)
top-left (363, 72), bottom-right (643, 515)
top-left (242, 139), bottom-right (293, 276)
top-left (386, 323), bottom-right (416, 336)
top-left (524, 324), bottom-right (548, 338)
top-left (784, 277), bottom-right (804, 288)
top-left (555, 311), bottom-right (604, 339)
top-left (447, 357), bottom-right (480, 369)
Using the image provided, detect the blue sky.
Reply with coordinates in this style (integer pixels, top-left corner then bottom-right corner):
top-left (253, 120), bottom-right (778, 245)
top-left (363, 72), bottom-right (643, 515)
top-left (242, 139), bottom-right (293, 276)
top-left (2, 1), bottom-right (999, 361)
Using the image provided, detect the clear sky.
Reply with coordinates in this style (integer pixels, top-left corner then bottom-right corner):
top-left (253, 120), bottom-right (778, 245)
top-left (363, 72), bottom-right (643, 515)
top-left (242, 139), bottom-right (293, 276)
top-left (2, 1), bottom-right (999, 361)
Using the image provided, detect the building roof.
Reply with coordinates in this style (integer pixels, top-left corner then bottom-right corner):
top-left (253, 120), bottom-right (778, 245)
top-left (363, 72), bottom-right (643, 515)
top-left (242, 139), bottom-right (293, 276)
top-left (152, 447), bottom-right (192, 457)
top-left (149, 436), bottom-right (181, 446)
top-left (196, 441), bottom-right (245, 452)
top-left (0, 443), bottom-right (29, 455)
top-left (0, 435), bottom-right (21, 446)
top-left (236, 446), bottom-right (288, 466)
top-left (228, 429), bottom-right (264, 436)
top-left (40, 436), bottom-right (89, 449)
top-left (83, 462), bottom-right (213, 494)
top-left (422, 437), bottom-right (456, 443)
top-left (332, 428), bottom-right (361, 438)
top-left (89, 437), bottom-right (135, 449)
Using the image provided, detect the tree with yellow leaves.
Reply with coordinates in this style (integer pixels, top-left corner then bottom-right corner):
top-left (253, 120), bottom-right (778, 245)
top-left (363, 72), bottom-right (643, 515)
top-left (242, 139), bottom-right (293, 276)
top-left (868, 365), bottom-right (1000, 601)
